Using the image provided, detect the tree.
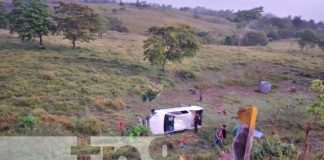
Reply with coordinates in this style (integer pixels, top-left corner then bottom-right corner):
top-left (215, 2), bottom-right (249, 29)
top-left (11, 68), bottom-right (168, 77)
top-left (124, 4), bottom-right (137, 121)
top-left (54, 2), bottom-right (101, 49)
top-left (292, 16), bottom-right (304, 29)
top-left (231, 7), bottom-right (264, 46)
top-left (308, 79), bottom-right (324, 122)
top-left (8, 0), bottom-right (55, 48)
top-left (242, 31), bottom-right (268, 46)
top-left (143, 24), bottom-right (200, 73)
top-left (318, 40), bottom-right (324, 51)
top-left (298, 29), bottom-right (318, 54)
top-left (0, 2), bottom-right (8, 29)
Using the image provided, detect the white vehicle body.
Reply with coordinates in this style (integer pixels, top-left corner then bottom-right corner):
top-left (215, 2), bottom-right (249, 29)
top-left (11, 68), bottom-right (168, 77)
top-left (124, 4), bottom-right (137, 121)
top-left (149, 105), bottom-right (203, 135)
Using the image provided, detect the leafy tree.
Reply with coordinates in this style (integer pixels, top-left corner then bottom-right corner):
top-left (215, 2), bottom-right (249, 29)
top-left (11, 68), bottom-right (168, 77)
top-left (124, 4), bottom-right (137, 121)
top-left (308, 79), bottom-right (324, 122)
top-left (223, 36), bottom-right (233, 45)
top-left (298, 29), bottom-right (318, 54)
top-left (8, 0), bottom-right (55, 48)
top-left (318, 40), bottom-right (324, 51)
top-left (231, 7), bottom-right (264, 46)
top-left (242, 31), bottom-right (268, 46)
top-left (143, 24), bottom-right (200, 73)
top-left (54, 2), bottom-right (101, 49)
top-left (0, 2), bottom-right (8, 29)
top-left (292, 16), bottom-right (304, 29)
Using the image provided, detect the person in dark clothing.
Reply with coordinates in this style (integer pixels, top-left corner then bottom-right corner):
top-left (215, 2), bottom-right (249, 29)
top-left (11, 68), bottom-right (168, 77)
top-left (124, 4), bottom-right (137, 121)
top-left (194, 112), bottom-right (201, 133)
top-left (212, 125), bottom-right (227, 149)
top-left (222, 124), bottom-right (227, 139)
top-left (199, 90), bottom-right (205, 102)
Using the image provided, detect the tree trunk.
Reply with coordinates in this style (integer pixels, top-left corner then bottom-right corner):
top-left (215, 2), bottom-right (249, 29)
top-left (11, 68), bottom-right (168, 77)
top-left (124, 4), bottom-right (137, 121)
top-left (72, 37), bottom-right (76, 49)
top-left (305, 44), bottom-right (309, 54)
top-left (39, 34), bottom-right (44, 49)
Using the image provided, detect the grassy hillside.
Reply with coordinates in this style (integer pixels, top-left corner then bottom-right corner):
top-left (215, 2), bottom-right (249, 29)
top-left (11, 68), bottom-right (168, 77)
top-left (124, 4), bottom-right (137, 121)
top-left (86, 3), bottom-right (236, 36)
top-left (0, 3), bottom-right (324, 160)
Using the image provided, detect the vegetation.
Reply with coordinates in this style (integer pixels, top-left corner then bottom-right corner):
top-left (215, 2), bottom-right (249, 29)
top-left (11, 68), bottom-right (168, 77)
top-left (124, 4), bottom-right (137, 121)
top-left (19, 115), bottom-right (39, 129)
top-left (251, 136), bottom-right (299, 160)
top-left (231, 7), bottom-right (264, 46)
top-left (142, 85), bottom-right (162, 103)
top-left (74, 116), bottom-right (103, 135)
top-left (8, 0), bottom-right (55, 48)
top-left (242, 31), bottom-right (268, 46)
top-left (309, 79), bottom-right (324, 122)
top-left (0, 1), bottom-right (324, 159)
top-left (54, 2), bottom-right (101, 49)
top-left (0, 2), bottom-right (8, 29)
top-left (143, 24), bottom-right (200, 73)
top-left (298, 29), bottom-right (319, 54)
top-left (128, 125), bottom-right (150, 137)
top-left (105, 17), bottom-right (128, 33)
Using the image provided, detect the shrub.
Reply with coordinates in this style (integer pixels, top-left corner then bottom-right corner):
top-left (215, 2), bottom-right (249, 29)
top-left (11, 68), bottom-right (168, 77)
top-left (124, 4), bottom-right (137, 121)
top-left (74, 116), bottom-right (103, 135)
top-left (318, 40), bottom-right (324, 51)
top-left (251, 136), bottom-right (299, 160)
top-left (105, 17), bottom-right (128, 33)
top-left (128, 125), bottom-right (149, 137)
top-left (223, 36), bottom-right (234, 45)
top-left (196, 31), bottom-right (217, 44)
top-left (178, 69), bottom-right (201, 80)
top-left (19, 115), bottom-right (39, 129)
top-left (112, 8), bottom-right (118, 14)
top-left (267, 30), bottom-right (279, 40)
top-left (223, 35), bottom-right (239, 46)
top-left (242, 31), bottom-right (268, 46)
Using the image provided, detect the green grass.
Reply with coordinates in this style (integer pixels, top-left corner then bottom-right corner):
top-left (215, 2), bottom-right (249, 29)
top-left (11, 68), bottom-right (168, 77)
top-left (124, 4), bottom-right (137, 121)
top-left (0, 3), bottom-right (324, 158)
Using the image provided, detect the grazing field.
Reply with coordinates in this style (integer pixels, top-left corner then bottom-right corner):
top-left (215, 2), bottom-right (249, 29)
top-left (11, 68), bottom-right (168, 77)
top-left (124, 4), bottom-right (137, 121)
top-left (1, 2), bottom-right (324, 160)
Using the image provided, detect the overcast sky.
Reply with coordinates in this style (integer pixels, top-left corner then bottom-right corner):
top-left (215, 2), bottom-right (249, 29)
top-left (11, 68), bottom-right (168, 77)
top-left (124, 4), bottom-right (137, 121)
top-left (126, 0), bottom-right (324, 22)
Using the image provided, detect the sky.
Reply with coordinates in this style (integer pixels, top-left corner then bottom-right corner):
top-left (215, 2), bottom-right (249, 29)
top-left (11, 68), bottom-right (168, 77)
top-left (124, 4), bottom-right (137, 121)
top-left (125, 0), bottom-right (324, 22)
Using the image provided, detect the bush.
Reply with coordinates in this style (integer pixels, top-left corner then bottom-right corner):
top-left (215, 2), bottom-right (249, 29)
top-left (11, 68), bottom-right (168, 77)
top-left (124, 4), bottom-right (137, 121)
top-left (242, 31), bottom-right (268, 46)
top-left (107, 17), bottom-right (128, 32)
top-left (251, 136), bottom-right (299, 160)
top-left (222, 35), bottom-right (239, 46)
top-left (318, 40), bottom-right (324, 51)
top-left (196, 31), bottom-right (217, 44)
top-left (178, 69), bottom-right (201, 80)
top-left (19, 115), bottom-right (39, 129)
top-left (128, 125), bottom-right (149, 137)
top-left (74, 116), bottom-right (103, 135)
top-left (223, 36), bottom-right (234, 45)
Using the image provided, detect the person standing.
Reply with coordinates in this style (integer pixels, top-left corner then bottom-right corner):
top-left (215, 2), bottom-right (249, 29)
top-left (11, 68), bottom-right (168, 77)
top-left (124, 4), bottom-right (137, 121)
top-left (213, 125), bottom-right (227, 149)
top-left (118, 119), bottom-right (125, 136)
top-left (199, 90), bottom-right (205, 102)
top-left (194, 112), bottom-right (201, 133)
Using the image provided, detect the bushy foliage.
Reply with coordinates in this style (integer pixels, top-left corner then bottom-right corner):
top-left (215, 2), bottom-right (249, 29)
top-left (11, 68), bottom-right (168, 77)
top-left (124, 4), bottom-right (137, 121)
top-left (128, 125), bottom-right (149, 137)
top-left (318, 40), bottom-right (324, 51)
top-left (143, 24), bottom-right (200, 73)
top-left (106, 17), bottom-right (128, 33)
top-left (178, 69), bottom-right (201, 80)
top-left (19, 115), bottom-right (39, 129)
top-left (298, 29), bottom-right (318, 54)
top-left (308, 79), bottom-right (324, 122)
top-left (251, 136), bottom-right (299, 160)
top-left (8, 0), bottom-right (55, 48)
top-left (0, 2), bottom-right (8, 29)
top-left (223, 35), bottom-right (239, 45)
top-left (74, 116), bottom-right (103, 135)
top-left (54, 2), bottom-right (101, 49)
top-left (142, 84), bottom-right (162, 102)
top-left (242, 31), bottom-right (268, 46)
top-left (196, 30), bottom-right (217, 44)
